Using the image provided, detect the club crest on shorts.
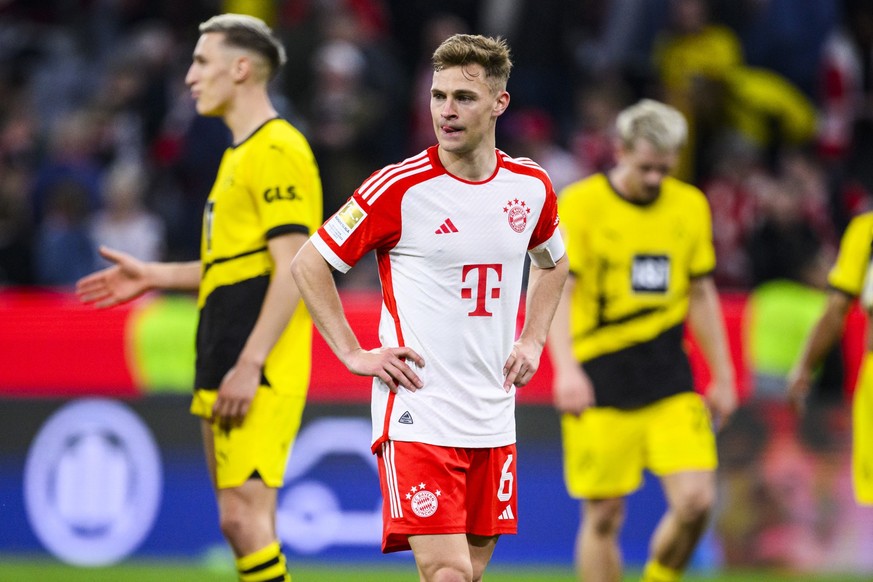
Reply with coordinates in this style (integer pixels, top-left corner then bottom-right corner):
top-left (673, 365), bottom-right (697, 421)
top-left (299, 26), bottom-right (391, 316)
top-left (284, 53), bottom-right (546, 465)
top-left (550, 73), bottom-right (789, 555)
top-left (406, 482), bottom-right (440, 518)
top-left (503, 198), bottom-right (530, 233)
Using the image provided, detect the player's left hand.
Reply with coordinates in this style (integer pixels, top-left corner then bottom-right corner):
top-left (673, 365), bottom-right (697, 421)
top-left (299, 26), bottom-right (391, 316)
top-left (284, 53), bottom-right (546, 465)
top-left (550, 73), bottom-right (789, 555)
top-left (212, 361), bottom-right (261, 429)
top-left (503, 340), bottom-right (542, 391)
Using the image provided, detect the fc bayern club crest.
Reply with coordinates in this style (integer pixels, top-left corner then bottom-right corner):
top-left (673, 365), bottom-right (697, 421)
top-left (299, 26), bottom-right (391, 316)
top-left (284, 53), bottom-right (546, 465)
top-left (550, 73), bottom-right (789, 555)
top-left (503, 198), bottom-right (530, 233)
top-left (407, 482), bottom-right (440, 518)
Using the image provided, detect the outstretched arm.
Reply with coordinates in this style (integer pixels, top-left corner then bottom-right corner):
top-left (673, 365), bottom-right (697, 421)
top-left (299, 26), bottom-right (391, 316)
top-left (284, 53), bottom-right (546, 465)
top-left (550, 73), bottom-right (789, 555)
top-left (687, 276), bottom-right (737, 429)
top-left (290, 241), bottom-right (424, 392)
top-left (504, 254), bottom-right (569, 391)
top-left (76, 246), bottom-right (200, 308)
top-left (786, 290), bottom-right (852, 413)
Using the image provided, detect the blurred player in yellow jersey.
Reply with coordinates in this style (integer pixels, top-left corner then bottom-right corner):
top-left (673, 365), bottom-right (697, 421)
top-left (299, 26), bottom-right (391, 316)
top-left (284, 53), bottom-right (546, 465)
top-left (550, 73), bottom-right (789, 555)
top-left (548, 99), bottom-right (737, 582)
top-left (76, 14), bottom-right (323, 581)
top-left (788, 211), bottom-right (873, 506)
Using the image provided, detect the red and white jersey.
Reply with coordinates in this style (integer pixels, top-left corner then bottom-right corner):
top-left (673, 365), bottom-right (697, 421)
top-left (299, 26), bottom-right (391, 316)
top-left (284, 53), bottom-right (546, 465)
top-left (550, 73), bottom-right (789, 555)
top-left (312, 146), bottom-right (560, 449)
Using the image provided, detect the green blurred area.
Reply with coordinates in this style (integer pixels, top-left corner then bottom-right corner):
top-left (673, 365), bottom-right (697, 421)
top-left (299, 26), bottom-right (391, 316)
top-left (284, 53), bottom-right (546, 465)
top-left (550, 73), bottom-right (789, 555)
top-left (745, 279), bottom-right (828, 378)
top-left (0, 559), bottom-right (869, 582)
top-left (128, 294), bottom-right (198, 393)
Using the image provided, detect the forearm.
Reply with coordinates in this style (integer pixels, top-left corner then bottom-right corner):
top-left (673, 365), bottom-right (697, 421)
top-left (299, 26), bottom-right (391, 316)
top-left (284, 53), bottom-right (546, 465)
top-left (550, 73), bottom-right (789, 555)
top-left (237, 233), bottom-right (309, 367)
top-left (687, 278), bottom-right (735, 384)
top-left (147, 261), bottom-right (201, 291)
top-left (794, 292), bottom-right (851, 375)
top-left (520, 255), bottom-right (569, 352)
top-left (291, 242), bottom-right (362, 364)
top-left (547, 273), bottom-right (579, 372)
top-left (238, 269), bottom-right (300, 368)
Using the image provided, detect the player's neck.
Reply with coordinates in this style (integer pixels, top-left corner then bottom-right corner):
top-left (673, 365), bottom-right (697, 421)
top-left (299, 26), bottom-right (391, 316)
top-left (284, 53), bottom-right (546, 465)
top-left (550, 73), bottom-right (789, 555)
top-left (608, 167), bottom-right (648, 204)
top-left (437, 146), bottom-right (497, 182)
top-left (223, 90), bottom-right (278, 145)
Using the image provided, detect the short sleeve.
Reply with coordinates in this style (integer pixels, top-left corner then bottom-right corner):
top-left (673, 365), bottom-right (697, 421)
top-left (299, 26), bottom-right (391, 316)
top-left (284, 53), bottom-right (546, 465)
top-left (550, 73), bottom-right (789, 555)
top-left (828, 214), bottom-right (873, 296)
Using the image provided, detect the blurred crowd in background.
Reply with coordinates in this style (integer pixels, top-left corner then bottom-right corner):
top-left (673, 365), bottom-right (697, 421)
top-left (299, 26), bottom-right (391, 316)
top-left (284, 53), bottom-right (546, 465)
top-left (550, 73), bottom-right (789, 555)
top-left (0, 0), bottom-right (872, 294)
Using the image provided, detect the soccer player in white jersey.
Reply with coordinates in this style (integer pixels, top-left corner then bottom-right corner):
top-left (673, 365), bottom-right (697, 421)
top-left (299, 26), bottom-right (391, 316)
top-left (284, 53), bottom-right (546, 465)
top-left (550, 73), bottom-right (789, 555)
top-left (291, 34), bottom-right (568, 581)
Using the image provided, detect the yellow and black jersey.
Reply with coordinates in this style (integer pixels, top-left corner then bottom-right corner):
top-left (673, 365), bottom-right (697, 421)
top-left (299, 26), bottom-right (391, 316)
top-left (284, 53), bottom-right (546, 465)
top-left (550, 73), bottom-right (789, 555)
top-left (828, 212), bottom-right (873, 305)
top-left (559, 173), bottom-right (716, 408)
top-left (195, 118), bottom-right (323, 393)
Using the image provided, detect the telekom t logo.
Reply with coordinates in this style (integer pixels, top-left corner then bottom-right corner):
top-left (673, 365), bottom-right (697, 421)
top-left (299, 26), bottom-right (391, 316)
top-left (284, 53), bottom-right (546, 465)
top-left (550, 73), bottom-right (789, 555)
top-left (461, 264), bottom-right (502, 316)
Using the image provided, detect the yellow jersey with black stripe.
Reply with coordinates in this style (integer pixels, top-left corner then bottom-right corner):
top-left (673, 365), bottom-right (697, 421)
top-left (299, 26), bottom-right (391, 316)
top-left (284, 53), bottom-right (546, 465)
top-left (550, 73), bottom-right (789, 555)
top-left (558, 173), bottom-right (716, 408)
top-left (828, 211), bottom-right (873, 306)
top-left (195, 118), bottom-right (322, 394)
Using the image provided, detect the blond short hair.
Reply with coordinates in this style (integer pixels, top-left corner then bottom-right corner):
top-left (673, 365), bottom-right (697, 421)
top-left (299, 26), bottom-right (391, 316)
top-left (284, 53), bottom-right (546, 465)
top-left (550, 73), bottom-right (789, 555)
top-left (199, 13), bottom-right (286, 80)
top-left (432, 34), bottom-right (512, 93)
top-left (616, 99), bottom-right (688, 152)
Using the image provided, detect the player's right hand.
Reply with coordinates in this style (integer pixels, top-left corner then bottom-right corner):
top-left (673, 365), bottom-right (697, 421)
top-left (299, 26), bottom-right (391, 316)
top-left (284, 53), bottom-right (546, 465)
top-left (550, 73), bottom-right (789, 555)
top-left (785, 366), bottom-right (811, 415)
top-left (76, 246), bottom-right (151, 308)
top-left (552, 366), bottom-right (595, 416)
top-left (212, 361), bottom-right (260, 429)
top-left (345, 346), bottom-right (425, 393)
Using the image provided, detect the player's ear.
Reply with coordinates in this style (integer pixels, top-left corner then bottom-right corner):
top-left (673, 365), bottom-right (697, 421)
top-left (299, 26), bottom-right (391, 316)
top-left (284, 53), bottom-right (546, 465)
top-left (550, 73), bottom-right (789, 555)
top-left (232, 55), bottom-right (252, 82)
top-left (493, 90), bottom-right (510, 118)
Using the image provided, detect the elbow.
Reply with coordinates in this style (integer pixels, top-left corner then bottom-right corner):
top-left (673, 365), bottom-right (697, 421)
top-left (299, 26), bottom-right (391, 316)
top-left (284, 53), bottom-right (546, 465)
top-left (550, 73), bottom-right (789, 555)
top-left (289, 253), bottom-right (304, 285)
top-left (290, 242), bottom-right (314, 287)
top-left (290, 241), bottom-right (333, 292)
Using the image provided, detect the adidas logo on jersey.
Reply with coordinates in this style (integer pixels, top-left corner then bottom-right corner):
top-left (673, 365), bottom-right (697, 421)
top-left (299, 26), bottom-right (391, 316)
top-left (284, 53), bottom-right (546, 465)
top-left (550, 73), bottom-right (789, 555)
top-left (435, 218), bottom-right (458, 234)
top-left (398, 411), bottom-right (414, 424)
top-left (498, 506), bottom-right (514, 520)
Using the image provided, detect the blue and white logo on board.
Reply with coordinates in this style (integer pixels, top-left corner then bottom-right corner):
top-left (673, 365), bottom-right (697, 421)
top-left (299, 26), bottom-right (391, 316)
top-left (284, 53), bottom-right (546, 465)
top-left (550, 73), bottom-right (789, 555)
top-left (278, 417), bottom-right (381, 553)
top-left (23, 398), bottom-right (163, 566)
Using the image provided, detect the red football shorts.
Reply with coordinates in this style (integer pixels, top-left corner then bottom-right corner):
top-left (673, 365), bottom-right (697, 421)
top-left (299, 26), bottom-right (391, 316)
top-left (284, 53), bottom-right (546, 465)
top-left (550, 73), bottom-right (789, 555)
top-left (376, 440), bottom-right (518, 553)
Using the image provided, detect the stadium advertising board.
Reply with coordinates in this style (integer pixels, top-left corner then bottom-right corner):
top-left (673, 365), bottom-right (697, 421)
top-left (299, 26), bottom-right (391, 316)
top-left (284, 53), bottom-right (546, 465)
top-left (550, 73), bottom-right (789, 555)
top-left (1, 289), bottom-right (871, 573)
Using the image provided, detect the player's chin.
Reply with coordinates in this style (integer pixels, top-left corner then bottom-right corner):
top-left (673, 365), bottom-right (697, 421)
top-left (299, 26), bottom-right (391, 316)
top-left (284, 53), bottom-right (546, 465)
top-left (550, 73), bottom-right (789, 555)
top-left (438, 140), bottom-right (472, 157)
top-left (195, 101), bottom-right (221, 117)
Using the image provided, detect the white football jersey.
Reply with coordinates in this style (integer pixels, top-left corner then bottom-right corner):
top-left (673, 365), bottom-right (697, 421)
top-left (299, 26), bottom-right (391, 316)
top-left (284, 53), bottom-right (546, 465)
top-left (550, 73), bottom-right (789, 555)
top-left (312, 146), bottom-right (560, 449)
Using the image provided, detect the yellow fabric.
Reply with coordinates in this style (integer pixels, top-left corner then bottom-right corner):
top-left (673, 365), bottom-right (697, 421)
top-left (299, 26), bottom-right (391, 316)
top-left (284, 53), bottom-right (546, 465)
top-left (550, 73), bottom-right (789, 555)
top-left (199, 118), bottom-right (322, 303)
top-left (236, 541), bottom-right (290, 581)
top-left (819, 212), bottom-right (873, 504)
top-left (827, 211), bottom-right (873, 297)
top-left (562, 392), bottom-right (717, 498)
top-left (641, 559), bottom-right (681, 582)
top-left (723, 66), bottom-right (817, 148)
top-left (558, 173), bottom-right (715, 363)
top-left (221, 0), bottom-right (277, 27)
top-left (854, 353), bottom-right (873, 505)
top-left (196, 118), bottom-right (322, 398)
top-left (652, 24), bottom-right (743, 181)
top-left (654, 25), bottom-right (743, 94)
top-left (191, 389), bottom-right (305, 489)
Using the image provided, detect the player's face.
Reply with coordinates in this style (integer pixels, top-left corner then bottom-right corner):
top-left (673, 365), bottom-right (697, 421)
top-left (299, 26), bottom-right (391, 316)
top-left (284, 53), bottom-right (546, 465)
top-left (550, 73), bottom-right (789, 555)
top-left (185, 32), bottom-right (237, 117)
top-left (616, 138), bottom-right (678, 203)
top-left (430, 64), bottom-right (508, 156)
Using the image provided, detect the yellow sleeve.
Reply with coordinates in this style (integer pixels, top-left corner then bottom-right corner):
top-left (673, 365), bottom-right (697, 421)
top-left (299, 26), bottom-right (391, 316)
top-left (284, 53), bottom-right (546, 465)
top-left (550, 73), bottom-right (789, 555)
top-left (828, 213), bottom-right (873, 296)
top-left (557, 181), bottom-right (587, 276)
top-left (246, 129), bottom-right (323, 237)
top-left (684, 183), bottom-right (717, 277)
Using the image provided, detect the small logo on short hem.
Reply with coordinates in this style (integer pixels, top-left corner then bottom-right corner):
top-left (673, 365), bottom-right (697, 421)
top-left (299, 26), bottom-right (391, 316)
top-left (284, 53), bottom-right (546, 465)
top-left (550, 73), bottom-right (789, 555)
top-left (398, 411), bottom-right (413, 424)
top-left (498, 506), bottom-right (515, 520)
top-left (407, 483), bottom-right (440, 517)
